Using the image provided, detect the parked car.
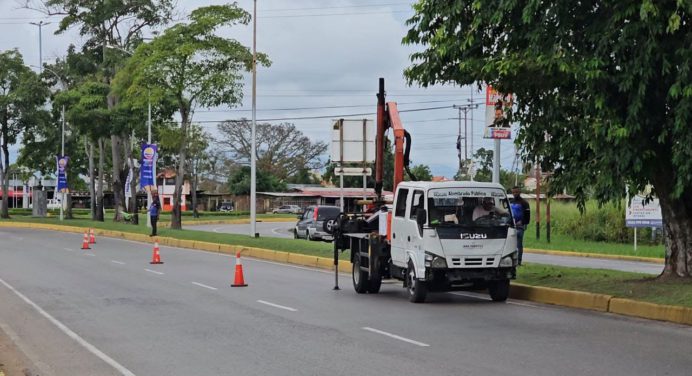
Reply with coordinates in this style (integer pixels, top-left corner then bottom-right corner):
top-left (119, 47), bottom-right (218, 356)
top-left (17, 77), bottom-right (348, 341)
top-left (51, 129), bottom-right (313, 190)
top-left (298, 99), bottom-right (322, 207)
top-left (217, 202), bottom-right (234, 212)
top-left (294, 205), bottom-right (341, 241)
top-left (29, 198), bottom-right (63, 210)
top-left (272, 205), bottom-right (302, 214)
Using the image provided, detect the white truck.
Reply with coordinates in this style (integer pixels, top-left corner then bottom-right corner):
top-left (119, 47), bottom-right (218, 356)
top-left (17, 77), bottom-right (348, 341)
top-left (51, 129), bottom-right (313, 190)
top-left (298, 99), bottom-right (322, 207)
top-left (330, 79), bottom-right (518, 303)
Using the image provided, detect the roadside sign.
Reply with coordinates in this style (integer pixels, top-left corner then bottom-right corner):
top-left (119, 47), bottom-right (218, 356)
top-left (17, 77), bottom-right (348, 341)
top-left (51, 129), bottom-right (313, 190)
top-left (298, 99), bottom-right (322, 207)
top-left (330, 119), bottom-right (375, 163)
top-left (626, 195), bottom-right (663, 228)
top-left (334, 167), bottom-right (372, 176)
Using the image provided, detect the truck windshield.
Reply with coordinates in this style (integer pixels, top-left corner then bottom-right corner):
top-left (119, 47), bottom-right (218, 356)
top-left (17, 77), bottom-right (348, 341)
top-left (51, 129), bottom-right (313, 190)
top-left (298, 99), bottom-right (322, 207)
top-left (427, 188), bottom-right (512, 228)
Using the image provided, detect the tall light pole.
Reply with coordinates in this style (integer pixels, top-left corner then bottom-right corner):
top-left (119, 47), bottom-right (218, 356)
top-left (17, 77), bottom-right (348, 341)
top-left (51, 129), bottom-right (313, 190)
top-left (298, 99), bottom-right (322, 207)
top-left (36, 65), bottom-right (66, 221)
top-left (250, 0), bottom-right (258, 238)
top-left (29, 21), bottom-right (50, 73)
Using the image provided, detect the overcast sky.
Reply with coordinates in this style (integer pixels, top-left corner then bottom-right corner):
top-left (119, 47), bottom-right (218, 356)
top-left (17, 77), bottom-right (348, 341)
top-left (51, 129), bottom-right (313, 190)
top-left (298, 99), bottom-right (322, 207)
top-left (1, 0), bottom-right (521, 178)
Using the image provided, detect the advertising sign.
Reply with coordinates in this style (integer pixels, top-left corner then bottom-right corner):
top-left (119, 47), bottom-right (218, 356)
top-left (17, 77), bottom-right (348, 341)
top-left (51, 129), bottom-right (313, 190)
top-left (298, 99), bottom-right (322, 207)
top-left (140, 144), bottom-right (157, 191)
top-left (330, 119), bottom-right (375, 163)
top-left (626, 195), bottom-right (663, 228)
top-left (56, 155), bottom-right (69, 193)
top-left (484, 86), bottom-right (513, 139)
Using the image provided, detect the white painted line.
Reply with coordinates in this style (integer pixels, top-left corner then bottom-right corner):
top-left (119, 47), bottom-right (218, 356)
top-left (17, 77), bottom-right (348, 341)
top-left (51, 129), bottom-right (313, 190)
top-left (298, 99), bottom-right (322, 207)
top-left (84, 253), bottom-right (96, 257)
top-left (144, 269), bottom-right (164, 275)
top-left (111, 260), bottom-right (126, 265)
top-left (191, 282), bottom-right (218, 291)
top-left (257, 300), bottom-right (298, 312)
top-left (362, 327), bottom-right (430, 347)
top-left (271, 226), bottom-right (290, 237)
top-left (0, 277), bottom-right (137, 376)
top-left (212, 227), bottom-right (224, 233)
top-left (63, 247), bottom-right (75, 252)
top-left (448, 292), bottom-right (544, 308)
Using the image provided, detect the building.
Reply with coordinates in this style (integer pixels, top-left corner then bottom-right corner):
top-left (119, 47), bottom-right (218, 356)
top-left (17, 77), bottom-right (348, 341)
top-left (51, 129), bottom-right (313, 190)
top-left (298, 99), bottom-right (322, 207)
top-left (156, 169), bottom-right (190, 212)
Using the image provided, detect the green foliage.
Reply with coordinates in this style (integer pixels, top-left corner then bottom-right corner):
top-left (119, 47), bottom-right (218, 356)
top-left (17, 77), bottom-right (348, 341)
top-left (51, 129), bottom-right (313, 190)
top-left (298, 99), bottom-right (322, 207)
top-left (228, 166), bottom-right (286, 195)
top-left (403, 0), bottom-right (692, 204)
top-left (406, 163), bottom-right (433, 181)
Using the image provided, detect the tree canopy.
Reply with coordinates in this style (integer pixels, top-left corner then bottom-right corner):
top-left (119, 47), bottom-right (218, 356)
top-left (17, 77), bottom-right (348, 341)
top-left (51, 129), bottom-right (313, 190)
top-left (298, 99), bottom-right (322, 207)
top-left (403, 0), bottom-right (691, 278)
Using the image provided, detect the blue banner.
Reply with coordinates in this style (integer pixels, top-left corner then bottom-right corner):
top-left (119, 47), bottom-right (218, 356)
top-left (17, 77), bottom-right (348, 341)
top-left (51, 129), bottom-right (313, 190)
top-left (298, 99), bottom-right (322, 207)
top-left (57, 155), bottom-right (69, 193)
top-left (140, 144), bottom-right (157, 191)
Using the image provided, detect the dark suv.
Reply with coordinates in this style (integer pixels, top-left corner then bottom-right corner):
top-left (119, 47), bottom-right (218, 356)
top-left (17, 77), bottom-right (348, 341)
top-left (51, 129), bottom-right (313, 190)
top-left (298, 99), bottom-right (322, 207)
top-left (294, 205), bottom-right (341, 241)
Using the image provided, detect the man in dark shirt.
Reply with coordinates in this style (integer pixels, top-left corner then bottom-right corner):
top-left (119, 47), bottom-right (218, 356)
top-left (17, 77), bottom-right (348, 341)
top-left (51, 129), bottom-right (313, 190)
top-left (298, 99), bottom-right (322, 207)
top-left (511, 186), bottom-right (531, 265)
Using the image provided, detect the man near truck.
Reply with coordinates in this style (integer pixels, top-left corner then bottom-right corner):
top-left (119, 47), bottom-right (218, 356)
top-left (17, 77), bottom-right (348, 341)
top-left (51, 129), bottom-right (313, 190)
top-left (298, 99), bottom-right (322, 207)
top-left (511, 186), bottom-right (531, 265)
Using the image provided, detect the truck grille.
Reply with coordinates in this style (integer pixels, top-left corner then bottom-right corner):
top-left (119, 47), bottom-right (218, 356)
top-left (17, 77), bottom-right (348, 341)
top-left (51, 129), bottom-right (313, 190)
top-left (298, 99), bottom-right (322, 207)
top-left (451, 257), bottom-right (496, 267)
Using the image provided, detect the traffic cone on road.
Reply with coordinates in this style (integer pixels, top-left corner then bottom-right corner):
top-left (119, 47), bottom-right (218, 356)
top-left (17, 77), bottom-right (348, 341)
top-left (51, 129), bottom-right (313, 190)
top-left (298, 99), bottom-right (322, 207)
top-left (89, 228), bottom-right (96, 244)
top-left (150, 239), bottom-right (163, 264)
top-left (81, 231), bottom-right (91, 250)
top-left (231, 251), bottom-right (248, 287)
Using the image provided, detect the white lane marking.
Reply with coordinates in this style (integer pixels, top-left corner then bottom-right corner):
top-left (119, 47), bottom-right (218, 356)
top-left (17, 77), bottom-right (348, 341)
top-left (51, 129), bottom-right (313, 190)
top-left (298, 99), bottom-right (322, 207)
top-left (191, 282), bottom-right (218, 291)
top-left (257, 300), bottom-right (298, 312)
top-left (271, 226), bottom-right (290, 237)
top-left (362, 327), bottom-right (430, 347)
top-left (84, 253), bottom-right (96, 257)
top-left (0, 277), bottom-right (137, 376)
top-left (111, 260), bottom-right (126, 265)
top-left (144, 269), bottom-right (164, 275)
top-left (63, 247), bottom-right (75, 252)
top-left (448, 291), bottom-right (544, 308)
top-left (212, 227), bottom-right (224, 233)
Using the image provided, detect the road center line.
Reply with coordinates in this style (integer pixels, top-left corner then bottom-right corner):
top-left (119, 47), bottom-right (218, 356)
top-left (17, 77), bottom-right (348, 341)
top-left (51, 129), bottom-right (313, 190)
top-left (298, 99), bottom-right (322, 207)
top-left (362, 327), bottom-right (430, 347)
top-left (84, 253), bottom-right (96, 257)
top-left (0, 277), bottom-right (137, 376)
top-left (257, 300), bottom-right (298, 312)
top-left (191, 282), bottom-right (218, 290)
top-left (63, 247), bottom-right (75, 252)
top-left (144, 269), bottom-right (164, 275)
top-left (111, 260), bottom-right (126, 265)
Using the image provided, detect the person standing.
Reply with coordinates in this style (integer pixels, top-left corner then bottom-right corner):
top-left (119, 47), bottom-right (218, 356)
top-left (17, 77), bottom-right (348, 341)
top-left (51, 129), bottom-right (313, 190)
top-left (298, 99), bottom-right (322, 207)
top-left (511, 186), bottom-right (531, 265)
top-left (149, 192), bottom-right (161, 237)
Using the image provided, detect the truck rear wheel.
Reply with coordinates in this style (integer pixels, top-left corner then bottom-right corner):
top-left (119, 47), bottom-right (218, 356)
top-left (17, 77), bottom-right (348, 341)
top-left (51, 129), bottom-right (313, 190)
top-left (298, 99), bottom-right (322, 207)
top-left (488, 279), bottom-right (510, 302)
top-left (367, 259), bottom-right (382, 294)
top-left (352, 256), bottom-right (370, 294)
top-left (407, 262), bottom-right (427, 303)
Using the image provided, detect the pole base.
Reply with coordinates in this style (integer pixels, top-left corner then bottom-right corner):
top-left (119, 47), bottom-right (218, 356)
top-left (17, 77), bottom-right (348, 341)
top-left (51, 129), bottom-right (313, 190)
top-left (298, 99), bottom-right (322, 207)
top-left (333, 286), bottom-right (340, 290)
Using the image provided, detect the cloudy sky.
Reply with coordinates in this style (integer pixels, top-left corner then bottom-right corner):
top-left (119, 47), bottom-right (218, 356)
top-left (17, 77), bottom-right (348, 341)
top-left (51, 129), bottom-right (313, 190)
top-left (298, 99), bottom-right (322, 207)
top-left (1, 0), bottom-right (521, 178)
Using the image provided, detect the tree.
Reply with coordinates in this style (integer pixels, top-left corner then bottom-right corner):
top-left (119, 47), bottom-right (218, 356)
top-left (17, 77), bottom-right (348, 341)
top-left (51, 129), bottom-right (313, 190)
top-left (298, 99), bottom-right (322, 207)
top-left (187, 124), bottom-right (210, 218)
top-left (217, 120), bottom-right (327, 181)
top-left (228, 166), bottom-right (286, 195)
top-left (30, 0), bottom-right (175, 222)
top-left (115, 4), bottom-right (270, 229)
top-left (404, 1), bottom-right (692, 278)
top-left (407, 163), bottom-right (433, 182)
top-left (0, 50), bottom-right (49, 218)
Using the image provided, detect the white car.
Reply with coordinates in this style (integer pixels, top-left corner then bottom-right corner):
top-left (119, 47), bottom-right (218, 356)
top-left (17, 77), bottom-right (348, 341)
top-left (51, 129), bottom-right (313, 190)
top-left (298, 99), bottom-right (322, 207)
top-left (30, 198), bottom-right (63, 210)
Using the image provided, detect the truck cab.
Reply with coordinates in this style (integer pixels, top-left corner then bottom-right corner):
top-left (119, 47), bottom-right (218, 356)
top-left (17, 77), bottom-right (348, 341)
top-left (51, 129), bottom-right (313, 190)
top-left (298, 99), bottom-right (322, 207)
top-left (389, 181), bottom-right (517, 302)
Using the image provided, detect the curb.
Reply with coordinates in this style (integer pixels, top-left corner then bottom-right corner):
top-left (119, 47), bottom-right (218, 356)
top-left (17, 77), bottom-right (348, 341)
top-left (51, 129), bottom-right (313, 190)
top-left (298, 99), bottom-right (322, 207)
top-left (525, 248), bottom-right (663, 264)
top-left (1, 222), bottom-right (688, 326)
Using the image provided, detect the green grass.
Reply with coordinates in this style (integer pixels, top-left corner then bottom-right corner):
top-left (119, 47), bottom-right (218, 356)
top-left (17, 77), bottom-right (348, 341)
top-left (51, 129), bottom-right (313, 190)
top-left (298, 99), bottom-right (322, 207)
top-left (517, 263), bottom-right (692, 308)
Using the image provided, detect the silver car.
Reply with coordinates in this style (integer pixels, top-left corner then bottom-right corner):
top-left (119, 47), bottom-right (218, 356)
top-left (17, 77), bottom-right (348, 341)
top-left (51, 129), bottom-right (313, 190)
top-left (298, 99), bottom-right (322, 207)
top-left (272, 205), bottom-right (302, 214)
top-left (294, 205), bottom-right (340, 241)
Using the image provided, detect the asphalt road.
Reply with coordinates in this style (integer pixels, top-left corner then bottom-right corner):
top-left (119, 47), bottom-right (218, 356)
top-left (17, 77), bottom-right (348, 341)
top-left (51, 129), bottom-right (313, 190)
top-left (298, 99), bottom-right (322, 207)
top-left (187, 222), bottom-right (664, 275)
top-left (1, 227), bottom-right (689, 376)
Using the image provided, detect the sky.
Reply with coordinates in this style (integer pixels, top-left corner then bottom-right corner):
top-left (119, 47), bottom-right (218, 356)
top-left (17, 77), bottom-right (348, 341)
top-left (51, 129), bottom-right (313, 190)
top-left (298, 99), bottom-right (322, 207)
top-left (0, 0), bottom-right (522, 179)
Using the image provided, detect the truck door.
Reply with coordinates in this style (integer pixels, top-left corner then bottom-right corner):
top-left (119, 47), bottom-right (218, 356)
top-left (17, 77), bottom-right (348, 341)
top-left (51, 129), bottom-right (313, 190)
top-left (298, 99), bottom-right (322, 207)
top-left (407, 190), bottom-right (426, 258)
top-left (390, 187), bottom-right (409, 267)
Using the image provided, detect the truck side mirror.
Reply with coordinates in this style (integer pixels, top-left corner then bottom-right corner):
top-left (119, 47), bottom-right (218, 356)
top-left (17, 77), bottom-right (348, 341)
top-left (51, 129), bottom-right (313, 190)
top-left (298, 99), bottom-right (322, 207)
top-left (415, 208), bottom-right (426, 234)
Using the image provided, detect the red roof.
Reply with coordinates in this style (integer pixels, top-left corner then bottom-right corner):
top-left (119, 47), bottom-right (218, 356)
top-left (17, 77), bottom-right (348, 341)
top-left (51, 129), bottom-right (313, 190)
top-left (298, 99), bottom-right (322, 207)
top-left (297, 188), bottom-right (392, 199)
top-left (0, 190), bottom-right (30, 198)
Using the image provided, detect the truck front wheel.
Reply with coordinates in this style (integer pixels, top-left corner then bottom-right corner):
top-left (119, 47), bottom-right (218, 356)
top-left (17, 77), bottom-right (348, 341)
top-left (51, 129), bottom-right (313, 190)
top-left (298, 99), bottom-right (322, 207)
top-left (407, 262), bottom-right (427, 303)
top-left (488, 279), bottom-right (510, 302)
top-left (352, 256), bottom-right (370, 294)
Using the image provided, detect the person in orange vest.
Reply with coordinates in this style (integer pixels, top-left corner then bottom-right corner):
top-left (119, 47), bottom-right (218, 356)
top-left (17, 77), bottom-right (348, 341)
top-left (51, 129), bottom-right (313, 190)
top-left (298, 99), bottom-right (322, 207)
top-left (149, 192), bottom-right (161, 237)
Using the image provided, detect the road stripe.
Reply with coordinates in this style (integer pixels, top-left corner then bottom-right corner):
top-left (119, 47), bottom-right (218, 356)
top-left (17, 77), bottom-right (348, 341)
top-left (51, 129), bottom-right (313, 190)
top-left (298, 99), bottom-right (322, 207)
top-left (212, 227), bottom-right (224, 233)
top-left (191, 282), bottom-right (218, 291)
top-left (362, 327), bottom-right (430, 347)
top-left (448, 291), bottom-right (544, 308)
top-left (63, 247), bottom-right (75, 252)
top-left (0, 277), bottom-right (137, 376)
top-left (144, 269), bottom-right (164, 275)
top-left (84, 253), bottom-right (96, 257)
top-left (111, 260), bottom-right (126, 265)
top-left (257, 300), bottom-right (298, 312)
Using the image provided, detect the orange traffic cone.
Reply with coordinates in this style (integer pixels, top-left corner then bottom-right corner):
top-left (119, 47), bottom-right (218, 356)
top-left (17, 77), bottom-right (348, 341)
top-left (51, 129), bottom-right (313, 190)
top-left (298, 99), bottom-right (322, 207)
top-left (150, 239), bottom-right (163, 264)
top-left (89, 228), bottom-right (96, 244)
top-left (81, 231), bottom-right (91, 250)
top-left (231, 251), bottom-right (248, 287)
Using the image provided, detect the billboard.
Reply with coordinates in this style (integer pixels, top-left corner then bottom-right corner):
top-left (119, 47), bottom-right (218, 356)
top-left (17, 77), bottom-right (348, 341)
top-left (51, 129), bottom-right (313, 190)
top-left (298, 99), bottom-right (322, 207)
top-left (330, 119), bottom-right (375, 163)
top-left (626, 195), bottom-right (663, 228)
top-left (484, 86), bottom-right (513, 139)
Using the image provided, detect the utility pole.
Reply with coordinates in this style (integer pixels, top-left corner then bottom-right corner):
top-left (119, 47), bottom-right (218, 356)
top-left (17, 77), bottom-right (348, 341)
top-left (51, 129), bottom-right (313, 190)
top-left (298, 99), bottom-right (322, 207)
top-left (29, 21), bottom-right (50, 73)
top-left (452, 103), bottom-right (478, 178)
top-left (535, 161), bottom-right (541, 240)
top-left (250, 0), bottom-right (258, 238)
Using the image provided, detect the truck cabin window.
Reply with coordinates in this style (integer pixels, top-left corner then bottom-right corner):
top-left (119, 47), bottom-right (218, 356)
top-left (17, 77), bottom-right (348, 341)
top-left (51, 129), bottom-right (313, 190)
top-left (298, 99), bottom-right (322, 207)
top-left (427, 189), bottom-right (511, 227)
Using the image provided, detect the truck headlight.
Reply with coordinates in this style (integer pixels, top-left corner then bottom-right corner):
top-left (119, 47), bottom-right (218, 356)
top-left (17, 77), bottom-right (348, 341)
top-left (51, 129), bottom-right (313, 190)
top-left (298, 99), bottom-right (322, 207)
top-left (425, 253), bottom-right (447, 268)
top-left (500, 255), bottom-right (515, 267)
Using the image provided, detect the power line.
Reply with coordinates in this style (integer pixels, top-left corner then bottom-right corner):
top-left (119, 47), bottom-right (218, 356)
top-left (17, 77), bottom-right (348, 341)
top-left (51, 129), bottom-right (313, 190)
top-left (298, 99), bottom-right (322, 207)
top-left (195, 99), bottom-right (469, 113)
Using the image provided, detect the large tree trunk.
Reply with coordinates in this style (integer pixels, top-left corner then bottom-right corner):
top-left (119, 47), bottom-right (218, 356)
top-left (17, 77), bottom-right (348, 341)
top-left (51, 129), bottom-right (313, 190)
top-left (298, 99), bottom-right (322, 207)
top-left (655, 172), bottom-right (692, 279)
top-left (171, 109), bottom-right (190, 230)
top-left (96, 138), bottom-right (105, 221)
top-left (111, 134), bottom-right (126, 222)
top-left (86, 139), bottom-right (96, 220)
top-left (65, 193), bottom-right (73, 219)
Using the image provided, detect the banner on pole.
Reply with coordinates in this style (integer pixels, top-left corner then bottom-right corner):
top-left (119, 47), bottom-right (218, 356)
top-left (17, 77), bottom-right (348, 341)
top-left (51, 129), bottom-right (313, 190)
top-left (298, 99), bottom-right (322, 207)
top-left (125, 168), bottom-right (133, 199)
top-left (140, 144), bottom-right (157, 192)
top-left (56, 155), bottom-right (69, 193)
top-left (626, 195), bottom-right (663, 228)
top-left (484, 86), bottom-right (513, 139)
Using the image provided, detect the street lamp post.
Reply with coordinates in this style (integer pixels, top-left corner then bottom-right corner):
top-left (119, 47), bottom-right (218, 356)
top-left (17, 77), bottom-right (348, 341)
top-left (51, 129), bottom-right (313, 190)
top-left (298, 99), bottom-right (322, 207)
top-left (29, 21), bottom-right (50, 73)
top-left (250, 0), bottom-right (258, 238)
